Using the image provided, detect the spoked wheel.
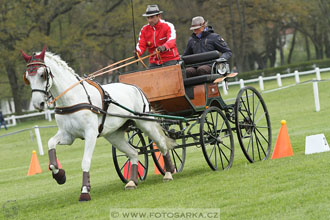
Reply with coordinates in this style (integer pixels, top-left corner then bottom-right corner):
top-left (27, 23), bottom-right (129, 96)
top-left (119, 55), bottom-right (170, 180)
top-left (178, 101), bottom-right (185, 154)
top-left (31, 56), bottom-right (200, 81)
top-left (112, 128), bottom-right (148, 183)
top-left (151, 123), bottom-right (186, 175)
top-left (200, 106), bottom-right (234, 171)
top-left (235, 86), bottom-right (272, 163)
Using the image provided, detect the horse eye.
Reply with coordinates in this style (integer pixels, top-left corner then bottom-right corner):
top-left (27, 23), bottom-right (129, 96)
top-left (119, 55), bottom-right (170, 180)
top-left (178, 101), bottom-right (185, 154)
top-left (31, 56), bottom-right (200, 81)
top-left (40, 73), bottom-right (44, 78)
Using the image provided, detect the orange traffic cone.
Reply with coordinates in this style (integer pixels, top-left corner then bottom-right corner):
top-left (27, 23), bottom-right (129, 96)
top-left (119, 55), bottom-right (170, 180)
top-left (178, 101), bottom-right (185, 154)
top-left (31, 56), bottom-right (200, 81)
top-left (56, 159), bottom-right (62, 169)
top-left (272, 120), bottom-right (294, 159)
top-left (27, 150), bottom-right (42, 176)
top-left (153, 144), bottom-right (164, 175)
top-left (123, 161), bottom-right (145, 179)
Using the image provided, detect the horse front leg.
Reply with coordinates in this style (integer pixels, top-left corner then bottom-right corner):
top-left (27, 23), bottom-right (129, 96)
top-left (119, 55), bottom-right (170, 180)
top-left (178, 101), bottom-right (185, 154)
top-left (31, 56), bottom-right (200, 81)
top-left (48, 131), bottom-right (74, 185)
top-left (79, 133), bottom-right (97, 202)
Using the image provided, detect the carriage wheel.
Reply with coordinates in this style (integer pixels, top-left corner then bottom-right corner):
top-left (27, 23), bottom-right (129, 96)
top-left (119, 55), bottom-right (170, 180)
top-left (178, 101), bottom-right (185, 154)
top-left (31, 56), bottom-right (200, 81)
top-left (151, 123), bottom-right (186, 175)
top-left (235, 86), bottom-right (272, 163)
top-left (112, 129), bottom-right (148, 183)
top-left (200, 106), bottom-right (234, 171)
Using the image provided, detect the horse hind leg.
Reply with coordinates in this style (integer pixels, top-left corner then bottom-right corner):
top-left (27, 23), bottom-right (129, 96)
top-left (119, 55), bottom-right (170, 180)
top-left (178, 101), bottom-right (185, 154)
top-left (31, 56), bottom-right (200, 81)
top-left (135, 120), bottom-right (176, 181)
top-left (104, 130), bottom-right (139, 189)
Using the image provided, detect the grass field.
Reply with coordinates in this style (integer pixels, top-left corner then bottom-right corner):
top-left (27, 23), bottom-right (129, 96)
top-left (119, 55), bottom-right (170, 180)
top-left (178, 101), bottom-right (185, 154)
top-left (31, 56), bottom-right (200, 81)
top-left (1, 72), bottom-right (330, 220)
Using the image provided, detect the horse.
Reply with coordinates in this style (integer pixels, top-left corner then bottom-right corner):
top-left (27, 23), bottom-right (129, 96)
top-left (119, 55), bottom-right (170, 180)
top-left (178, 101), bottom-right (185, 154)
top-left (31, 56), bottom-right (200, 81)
top-left (21, 46), bottom-right (176, 201)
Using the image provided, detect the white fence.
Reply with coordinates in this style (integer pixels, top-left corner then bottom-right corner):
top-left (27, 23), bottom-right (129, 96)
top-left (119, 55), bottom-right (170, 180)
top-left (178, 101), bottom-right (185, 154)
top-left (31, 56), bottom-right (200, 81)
top-left (0, 125), bottom-right (57, 155)
top-left (221, 67), bottom-right (330, 95)
top-left (4, 109), bottom-right (54, 127)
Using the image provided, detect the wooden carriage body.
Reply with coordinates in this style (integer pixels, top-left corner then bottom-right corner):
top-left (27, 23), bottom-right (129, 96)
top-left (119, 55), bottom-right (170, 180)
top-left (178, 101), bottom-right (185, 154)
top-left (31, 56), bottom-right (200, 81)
top-left (119, 64), bottom-right (226, 116)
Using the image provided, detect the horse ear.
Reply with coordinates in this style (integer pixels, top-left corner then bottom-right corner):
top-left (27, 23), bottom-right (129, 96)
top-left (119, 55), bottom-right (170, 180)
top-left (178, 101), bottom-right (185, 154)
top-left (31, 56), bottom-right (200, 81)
top-left (35, 45), bottom-right (47, 60)
top-left (23, 72), bottom-right (30, 85)
top-left (20, 50), bottom-right (32, 63)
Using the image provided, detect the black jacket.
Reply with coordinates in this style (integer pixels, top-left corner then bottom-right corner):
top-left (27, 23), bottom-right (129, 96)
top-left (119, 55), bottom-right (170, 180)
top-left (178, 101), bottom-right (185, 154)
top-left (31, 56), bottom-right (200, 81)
top-left (183, 26), bottom-right (232, 60)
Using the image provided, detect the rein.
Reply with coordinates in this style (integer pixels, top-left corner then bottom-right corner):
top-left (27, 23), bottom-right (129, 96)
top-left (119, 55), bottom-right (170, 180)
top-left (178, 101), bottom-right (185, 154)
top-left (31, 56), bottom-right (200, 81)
top-left (48, 51), bottom-right (158, 105)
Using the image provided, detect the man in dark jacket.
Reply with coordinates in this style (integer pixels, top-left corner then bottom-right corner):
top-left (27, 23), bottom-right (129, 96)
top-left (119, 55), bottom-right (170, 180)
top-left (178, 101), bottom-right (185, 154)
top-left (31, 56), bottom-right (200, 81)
top-left (0, 111), bottom-right (8, 130)
top-left (183, 16), bottom-right (232, 77)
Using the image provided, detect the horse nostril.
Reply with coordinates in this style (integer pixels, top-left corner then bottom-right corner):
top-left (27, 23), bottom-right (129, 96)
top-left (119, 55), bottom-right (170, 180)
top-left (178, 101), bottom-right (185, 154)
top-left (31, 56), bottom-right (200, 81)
top-left (40, 102), bottom-right (45, 109)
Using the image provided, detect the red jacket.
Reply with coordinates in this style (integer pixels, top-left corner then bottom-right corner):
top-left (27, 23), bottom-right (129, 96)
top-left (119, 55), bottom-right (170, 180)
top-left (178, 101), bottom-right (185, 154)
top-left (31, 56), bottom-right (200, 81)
top-left (136, 19), bottom-right (180, 65)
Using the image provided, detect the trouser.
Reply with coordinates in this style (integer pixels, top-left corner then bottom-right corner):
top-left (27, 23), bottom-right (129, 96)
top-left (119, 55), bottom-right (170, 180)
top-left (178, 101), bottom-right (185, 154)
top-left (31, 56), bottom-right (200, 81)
top-left (149, 60), bottom-right (178, 69)
top-left (186, 65), bottom-right (212, 78)
top-left (0, 120), bottom-right (8, 130)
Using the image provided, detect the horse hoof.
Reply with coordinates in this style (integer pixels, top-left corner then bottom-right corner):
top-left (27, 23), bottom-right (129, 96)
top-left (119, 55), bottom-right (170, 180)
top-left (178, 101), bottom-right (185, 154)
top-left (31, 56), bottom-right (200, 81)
top-left (125, 180), bottom-right (137, 190)
top-left (163, 172), bottom-right (173, 182)
top-left (79, 193), bottom-right (91, 202)
top-left (52, 169), bottom-right (66, 185)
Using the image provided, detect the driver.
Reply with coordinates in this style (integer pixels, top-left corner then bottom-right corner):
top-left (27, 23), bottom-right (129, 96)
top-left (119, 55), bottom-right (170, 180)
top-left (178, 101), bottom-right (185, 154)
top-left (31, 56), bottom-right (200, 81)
top-left (183, 16), bottom-right (232, 77)
top-left (134, 5), bottom-right (180, 68)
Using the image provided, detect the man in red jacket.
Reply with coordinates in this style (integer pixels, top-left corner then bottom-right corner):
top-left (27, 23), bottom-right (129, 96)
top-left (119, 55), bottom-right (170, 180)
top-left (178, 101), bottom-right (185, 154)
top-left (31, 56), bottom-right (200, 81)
top-left (135, 5), bottom-right (180, 68)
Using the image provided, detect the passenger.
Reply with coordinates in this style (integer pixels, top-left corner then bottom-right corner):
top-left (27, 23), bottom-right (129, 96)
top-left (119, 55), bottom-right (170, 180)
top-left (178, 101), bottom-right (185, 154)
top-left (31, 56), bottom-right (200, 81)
top-left (183, 16), bottom-right (232, 78)
top-left (134, 5), bottom-right (180, 68)
top-left (0, 111), bottom-right (8, 130)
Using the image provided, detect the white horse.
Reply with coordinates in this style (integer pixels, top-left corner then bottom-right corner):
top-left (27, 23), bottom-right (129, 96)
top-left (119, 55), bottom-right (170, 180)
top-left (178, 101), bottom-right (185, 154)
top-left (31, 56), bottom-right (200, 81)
top-left (21, 46), bottom-right (176, 201)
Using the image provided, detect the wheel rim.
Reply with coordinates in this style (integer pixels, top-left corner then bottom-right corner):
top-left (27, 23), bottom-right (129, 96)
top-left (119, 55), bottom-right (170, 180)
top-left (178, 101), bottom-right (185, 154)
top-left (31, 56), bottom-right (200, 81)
top-left (200, 106), bottom-right (234, 171)
top-left (151, 123), bottom-right (186, 175)
top-left (235, 87), bottom-right (272, 162)
top-left (112, 129), bottom-right (148, 183)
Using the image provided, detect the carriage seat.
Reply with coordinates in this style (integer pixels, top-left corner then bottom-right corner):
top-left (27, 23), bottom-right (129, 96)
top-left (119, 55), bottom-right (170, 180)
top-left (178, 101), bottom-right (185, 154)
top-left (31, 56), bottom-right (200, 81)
top-left (181, 50), bottom-right (221, 67)
top-left (180, 50), bottom-right (228, 87)
top-left (183, 74), bottom-right (221, 87)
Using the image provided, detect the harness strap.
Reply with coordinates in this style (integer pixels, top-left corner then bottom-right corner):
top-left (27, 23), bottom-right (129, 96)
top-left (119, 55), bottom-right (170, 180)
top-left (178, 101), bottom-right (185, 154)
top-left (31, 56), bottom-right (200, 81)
top-left (74, 78), bottom-right (112, 135)
top-left (76, 76), bottom-right (92, 105)
top-left (55, 103), bottom-right (103, 115)
top-left (85, 79), bottom-right (112, 135)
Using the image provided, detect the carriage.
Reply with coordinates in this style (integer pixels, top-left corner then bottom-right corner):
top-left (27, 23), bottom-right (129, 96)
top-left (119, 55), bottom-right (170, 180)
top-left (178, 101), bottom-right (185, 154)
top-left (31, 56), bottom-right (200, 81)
top-left (113, 50), bottom-right (272, 183)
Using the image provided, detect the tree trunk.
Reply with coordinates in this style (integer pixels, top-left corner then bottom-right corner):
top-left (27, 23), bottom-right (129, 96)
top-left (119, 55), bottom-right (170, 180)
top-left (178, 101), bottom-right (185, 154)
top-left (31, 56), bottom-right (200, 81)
top-left (6, 64), bottom-right (23, 115)
top-left (228, 0), bottom-right (242, 73)
top-left (287, 29), bottom-right (297, 64)
top-left (236, 0), bottom-right (247, 72)
top-left (279, 35), bottom-right (284, 65)
top-left (305, 35), bottom-right (311, 60)
top-left (324, 32), bottom-right (330, 58)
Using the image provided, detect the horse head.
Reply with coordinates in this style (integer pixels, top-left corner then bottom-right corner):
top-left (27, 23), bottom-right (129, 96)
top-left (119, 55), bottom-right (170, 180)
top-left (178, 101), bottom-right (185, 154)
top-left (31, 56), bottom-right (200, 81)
top-left (21, 45), bottom-right (53, 111)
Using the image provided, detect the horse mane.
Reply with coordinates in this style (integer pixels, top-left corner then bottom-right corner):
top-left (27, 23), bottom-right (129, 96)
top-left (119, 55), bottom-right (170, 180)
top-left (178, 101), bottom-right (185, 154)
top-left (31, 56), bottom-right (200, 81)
top-left (45, 52), bottom-right (77, 76)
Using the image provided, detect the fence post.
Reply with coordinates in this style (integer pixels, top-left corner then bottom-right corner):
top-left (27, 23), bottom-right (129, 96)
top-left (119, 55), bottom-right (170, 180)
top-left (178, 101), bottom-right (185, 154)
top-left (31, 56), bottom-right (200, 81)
top-left (276, 73), bottom-right (282, 87)
top-left (294, 70), bottom-right (300, 84)
top-left (47, 110), bottom-right (52, 122)
top-left (315, 67), bottom-right (321, 81)
top-left (258, 76), bottom-right (264, 91)
top-left (11, 115), bottom-right (16, 126)
top-left (313, 81), bottom-right (320, 112)
top-left (34, 125), bottom-right (44, 155)
top-left (221, 81), bottom-right (228, 95)
top-left (239, 79), bottom-right (244, 88)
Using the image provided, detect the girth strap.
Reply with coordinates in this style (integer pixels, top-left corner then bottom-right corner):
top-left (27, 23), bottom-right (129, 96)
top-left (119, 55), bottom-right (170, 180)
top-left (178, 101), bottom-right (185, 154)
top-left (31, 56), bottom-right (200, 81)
top-left (55, 103), bottom-right (103, 115)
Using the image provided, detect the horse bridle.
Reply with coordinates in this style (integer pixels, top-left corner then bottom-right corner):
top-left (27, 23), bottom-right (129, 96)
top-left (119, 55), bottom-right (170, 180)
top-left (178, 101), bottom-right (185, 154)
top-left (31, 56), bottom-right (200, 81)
top-left (25, 60), bottom-right (53, 97)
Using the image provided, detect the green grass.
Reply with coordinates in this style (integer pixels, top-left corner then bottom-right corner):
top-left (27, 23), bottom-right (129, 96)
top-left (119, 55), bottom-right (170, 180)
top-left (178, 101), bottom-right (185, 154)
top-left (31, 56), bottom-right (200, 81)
top-left (1, 72), bottom-right (330, 220)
